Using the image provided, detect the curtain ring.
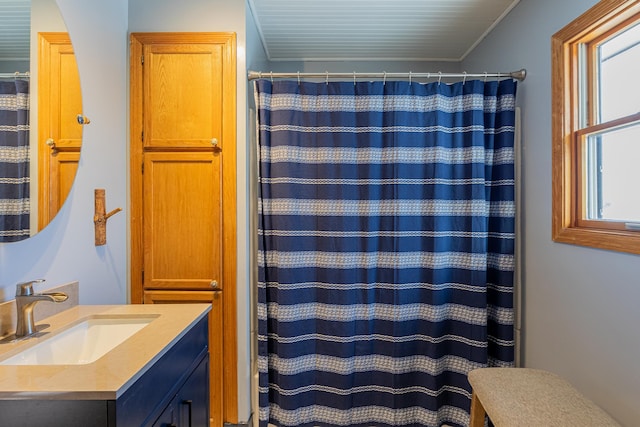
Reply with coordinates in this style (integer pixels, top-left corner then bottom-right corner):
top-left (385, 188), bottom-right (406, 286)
top-left (258, 71), bottom-right (262, 79)
top-left (297, 71), bottom-right (300, 85)
top-left (353, 71), bottom-right (356, 86)
top-left (462, 71), bottom-right (467, 85)
top-left (427, 72), bottom-right (431, 80)
top-left (270, 71), bottom-right (273, 83)
top-left (484, 71), bottom-right (488, 82)
top-left (409, 71), bottom-right (412, 85)
top-left (438, 71), bottom-right (442, 86)
top-left (383, 71), bottom-right (387, 86)
top-left (325, 71), bottom-right (329, 85)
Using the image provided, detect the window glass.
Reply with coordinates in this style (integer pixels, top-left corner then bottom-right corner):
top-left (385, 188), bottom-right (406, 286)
top-left (585, 123), bottom-right (640, 222)
top-left (598, 22), bottom-right (640, 122)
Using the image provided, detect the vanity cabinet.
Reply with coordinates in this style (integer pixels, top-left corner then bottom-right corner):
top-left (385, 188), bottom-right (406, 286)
top-left (0, 314), bottom-right (209, 427)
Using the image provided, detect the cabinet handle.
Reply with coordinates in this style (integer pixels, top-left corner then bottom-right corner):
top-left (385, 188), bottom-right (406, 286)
top-left (182, 399), bottom-right (193, 427)
top-left (210, 280), bottom-right (219, 289)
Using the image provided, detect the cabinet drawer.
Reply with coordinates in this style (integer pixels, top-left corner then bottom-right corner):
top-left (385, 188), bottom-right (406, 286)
top-left (0, 400), bottom-right (110, 427)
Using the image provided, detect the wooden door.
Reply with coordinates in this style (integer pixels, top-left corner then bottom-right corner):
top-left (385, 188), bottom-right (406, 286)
top-left (130, 33), bottom-right (237, 427)
top-left (144, 290), bottom-right (223, 427)
top-left (37, 33), bottom-right (82, 230)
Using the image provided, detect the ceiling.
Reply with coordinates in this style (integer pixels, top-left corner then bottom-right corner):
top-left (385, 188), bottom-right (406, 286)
top-left (0, 0), bottom-right (30, 62)
top-left (0, 0), bottom-right (521, 64)
top-left (248, 0), bottom-right (521, 62)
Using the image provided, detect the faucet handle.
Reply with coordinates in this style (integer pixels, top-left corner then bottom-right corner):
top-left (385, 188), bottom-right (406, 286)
top-left (15, 279), bottom-right (45, 296)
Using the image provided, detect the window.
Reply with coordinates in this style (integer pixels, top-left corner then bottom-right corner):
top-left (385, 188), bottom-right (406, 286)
top-left (552, 0), bottom-right (640, 254)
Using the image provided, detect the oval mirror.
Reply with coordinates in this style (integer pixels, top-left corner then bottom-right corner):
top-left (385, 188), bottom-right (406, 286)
top-left (0, 0), bottom-right (82, 243)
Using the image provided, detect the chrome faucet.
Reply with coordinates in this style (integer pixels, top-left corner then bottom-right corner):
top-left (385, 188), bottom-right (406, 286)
top-left (15, 280), bottom-right (68, 338)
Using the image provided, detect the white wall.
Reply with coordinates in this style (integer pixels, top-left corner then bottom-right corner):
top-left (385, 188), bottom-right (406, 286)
top-left (0, 0), bottom-right (129, 305)
top-left (463, 0), bottom-right (640, 425)
top-left (128, 0), bottom-right (252, 421)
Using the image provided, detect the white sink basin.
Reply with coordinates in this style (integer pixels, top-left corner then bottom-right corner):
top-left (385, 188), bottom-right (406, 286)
top-left (0, 316), bottom-right (156, 365)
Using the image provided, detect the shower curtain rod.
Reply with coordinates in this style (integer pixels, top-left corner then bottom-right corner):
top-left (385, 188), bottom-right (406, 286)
top-left (248, 68), bottom-right (526, 82)
top-left (0, 72), bottom-right (29, 79)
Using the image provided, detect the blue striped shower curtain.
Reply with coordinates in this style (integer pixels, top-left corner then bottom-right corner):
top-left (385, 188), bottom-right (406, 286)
top-left (0, 79), bottom-right (30, 242)
top-left (256, 77), bottom-right (517, 427)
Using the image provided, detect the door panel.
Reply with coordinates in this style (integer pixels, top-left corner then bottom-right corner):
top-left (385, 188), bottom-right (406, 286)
top-left (49, 151), bottom-right (79, 216)
top-left (143, 152), bottom-right (222, 291)
top-left (143, 43), bottom-right (223, 149)
top-left (55, 46), bottom-right (83, 149)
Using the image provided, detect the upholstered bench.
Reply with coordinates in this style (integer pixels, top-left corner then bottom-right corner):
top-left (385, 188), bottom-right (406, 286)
top-left (468, 368), bottom-right (621, 426)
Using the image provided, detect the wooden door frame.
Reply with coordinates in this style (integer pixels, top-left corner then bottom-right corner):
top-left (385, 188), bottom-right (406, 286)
top-left (129, 32), bottom-right (237, 424)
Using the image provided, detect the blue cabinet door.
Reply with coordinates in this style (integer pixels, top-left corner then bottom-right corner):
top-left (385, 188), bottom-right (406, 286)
top-left (152, 354), bottom-right (210, 427)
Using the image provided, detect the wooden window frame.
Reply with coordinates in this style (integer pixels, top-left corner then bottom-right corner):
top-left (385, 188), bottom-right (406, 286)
top-left (552, 0), bottom-right (640, 254)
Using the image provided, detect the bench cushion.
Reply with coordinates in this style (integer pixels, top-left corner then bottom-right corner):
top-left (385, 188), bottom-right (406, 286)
top-left (468, 368), bottom-right (620, 426)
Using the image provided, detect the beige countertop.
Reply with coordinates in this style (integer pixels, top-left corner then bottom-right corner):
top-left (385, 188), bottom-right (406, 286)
top-left (0, 304), bottom-right (210, 400)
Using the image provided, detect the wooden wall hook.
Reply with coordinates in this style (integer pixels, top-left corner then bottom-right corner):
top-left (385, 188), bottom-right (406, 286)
top-left (94, 188), bottom-right (122, 246)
